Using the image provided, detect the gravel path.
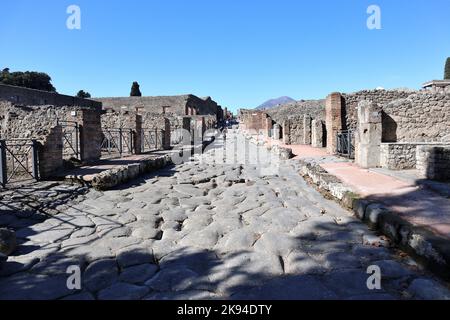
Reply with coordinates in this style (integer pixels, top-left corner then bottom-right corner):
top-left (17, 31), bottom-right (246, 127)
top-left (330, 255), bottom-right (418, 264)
top-left (1, 132), bottom-right (449, 300)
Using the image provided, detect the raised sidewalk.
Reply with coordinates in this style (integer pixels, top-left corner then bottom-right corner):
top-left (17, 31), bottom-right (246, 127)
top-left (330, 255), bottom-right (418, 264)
top-left (260, 135), bottom-right (450, 280)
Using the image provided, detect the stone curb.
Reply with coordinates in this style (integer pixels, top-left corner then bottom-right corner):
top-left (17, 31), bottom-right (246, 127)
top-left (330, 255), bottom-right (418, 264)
top-left (298, 159), bottom-right (450, 281)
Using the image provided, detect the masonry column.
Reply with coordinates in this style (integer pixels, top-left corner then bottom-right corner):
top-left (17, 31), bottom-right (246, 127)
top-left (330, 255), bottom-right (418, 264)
top-left (282, 120), bottom-right (291, 145)
top-left (265, 117), bottom-right (273, 137)
top-left (326, 92), bottom-right (344, 154)
top-left (273, 123), bottom-right (281, 140)
top-left (303, 115), bottom-right (312, 145)
top-left (39, 126), bottom-right (63, 179)
top-left (76, 109), bottom-right (102, 163)
top-left (311, 119), bottom-right (325, 148)
top-left (355, 101), bottom-right (382, 168)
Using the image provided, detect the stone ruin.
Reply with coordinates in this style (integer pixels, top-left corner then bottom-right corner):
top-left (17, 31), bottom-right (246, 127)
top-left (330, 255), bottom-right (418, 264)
top-left (0, 85), bottom-right (222, 186)
top-left (239, 88), bottom-right (450, 182)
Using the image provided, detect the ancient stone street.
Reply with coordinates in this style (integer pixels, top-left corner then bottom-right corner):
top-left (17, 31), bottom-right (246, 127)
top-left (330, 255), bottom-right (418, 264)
top-left (0, 131), bottom-right (449, 300)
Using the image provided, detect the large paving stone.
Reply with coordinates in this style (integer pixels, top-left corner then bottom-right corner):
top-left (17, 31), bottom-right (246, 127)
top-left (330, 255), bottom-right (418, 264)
top-left (98, 282), bottom-right (149, 300)
top-left (231, 275), bottom-right (338, 300)
top-left (408, 279), bottom-right (450, 300)
top-left (119, 263), bottom-right (159, 284)
top-left (145, 267), bottom-right (204, 292)
top-left (83, 259), bottom-right (119, 292)
top-left (0, 273), bottom-right (75, 300)
top-left (116, 245), bottom-right (154, 268)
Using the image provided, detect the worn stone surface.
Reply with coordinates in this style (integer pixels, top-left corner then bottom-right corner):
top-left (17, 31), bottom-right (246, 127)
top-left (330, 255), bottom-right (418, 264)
top-left (0, 132), bottom-right (449, 300)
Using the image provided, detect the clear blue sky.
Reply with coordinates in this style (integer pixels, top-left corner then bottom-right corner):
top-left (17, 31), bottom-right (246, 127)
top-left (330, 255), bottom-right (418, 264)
top-left (1, 0), bottom-right (449, 112)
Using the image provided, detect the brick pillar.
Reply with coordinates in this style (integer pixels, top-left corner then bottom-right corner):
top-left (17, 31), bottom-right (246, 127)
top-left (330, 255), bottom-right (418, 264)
top-left (326, 92), bottom-right (344, 154)
top-left (39, 126), bottom-right (63, 179)
top-left (311, 120), bottom-right (325, 148)
top-left (303, 115), bottom-right (312, 145)
top-left (282, 120), bottom-right (291, 145)
top-left (355, 101), bottom-right (382, 168)
top-left (72, 109), bottom-right (101, 163)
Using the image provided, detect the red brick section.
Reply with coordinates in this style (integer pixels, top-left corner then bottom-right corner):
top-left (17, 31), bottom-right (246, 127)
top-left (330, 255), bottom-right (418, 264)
top-left (326, 92), bottom-right (344, 154)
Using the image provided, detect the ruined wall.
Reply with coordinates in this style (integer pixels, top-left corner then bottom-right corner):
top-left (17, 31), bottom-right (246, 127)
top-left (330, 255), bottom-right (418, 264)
top-left (0, 102), bottom-right (102, 164)
top-left (96, 94), bottom-right (219, 117)
top-left (417, 146), bottom-right (450, 181)
top-left (267, 100), bottom-right (325, 124)
top-left (0, 84), bottom-right (101, 109)
top-left (0, 102), bottom-right (92, 140)
top-left (382, 93), bottom-right (450, 143)
top-left (283, 116), bottom-right (304, 145)
top-left (101, 110), bottom-right (140, 129)
top-left (343, 89), bottom-right (414, 131)
top-left (380, 143), bottom-right (418, 170)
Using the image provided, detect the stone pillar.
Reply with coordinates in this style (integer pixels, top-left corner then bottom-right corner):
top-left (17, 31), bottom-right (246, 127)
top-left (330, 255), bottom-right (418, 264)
top-left (282, 120), bottom-right (291, 145)
top-left (273, 124), bottom-right (281, 140)
top-left (311, 120), bottom-right (325, 148)
top-left (326, 92), bottom-right (344, 154)
top-left (355, 101), bottom-right (382, 168)
top-left (71, 109), bottom-right (102, 163)
top-left (303, 115), bottom-right (312, 145)
top-left (39, 126), bottom-right (63, 179)
top-left (265, 117), bottom-right (273, 137)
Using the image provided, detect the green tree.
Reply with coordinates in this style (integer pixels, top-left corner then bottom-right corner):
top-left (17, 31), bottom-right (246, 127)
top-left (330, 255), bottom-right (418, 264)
top-left (445, 57), bottom-right (450, 80)
top-left (0, 68), bottom-right (56, 92)
top-left (130, 81), bottom-right (142, 97)
top-left (76, 90), bottom-right (91, 99)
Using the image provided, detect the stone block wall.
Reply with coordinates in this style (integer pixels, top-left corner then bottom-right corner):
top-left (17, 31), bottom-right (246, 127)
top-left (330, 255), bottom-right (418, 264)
top-left (417, 146), bottom-right (450, 181)
top-left (343, 89), bottom-right (413, 131)
top-left (282, 116), bottom-right (304, 145)
top-left (382, 93), bottom-right (450, 143)
top-left (380, 143), bottom-right (419, 170)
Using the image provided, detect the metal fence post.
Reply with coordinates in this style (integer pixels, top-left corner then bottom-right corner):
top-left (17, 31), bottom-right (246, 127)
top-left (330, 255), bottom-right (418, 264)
top-left (31, 140), bottom-right (39, 181)
top-left (130, 129), bottom-right (134, 154)
top-left (0, 140), bottom-right (7, 186)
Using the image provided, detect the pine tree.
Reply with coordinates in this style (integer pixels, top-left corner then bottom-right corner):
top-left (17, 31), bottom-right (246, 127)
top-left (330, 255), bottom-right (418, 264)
top-left (130, 81), bottom-right (142, 96)
top-left (445, 57), bottom-right (450, 80)
top-left (76, 90), bottom-right (91, 99)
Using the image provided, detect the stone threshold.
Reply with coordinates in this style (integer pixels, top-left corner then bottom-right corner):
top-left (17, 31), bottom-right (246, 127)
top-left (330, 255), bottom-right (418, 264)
top-left (297, 158), bottom-right (450, 281)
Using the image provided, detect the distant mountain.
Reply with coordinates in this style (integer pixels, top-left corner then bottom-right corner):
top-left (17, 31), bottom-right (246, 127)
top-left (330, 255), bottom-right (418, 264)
top-left (256, 96), bottom-right (295, 110)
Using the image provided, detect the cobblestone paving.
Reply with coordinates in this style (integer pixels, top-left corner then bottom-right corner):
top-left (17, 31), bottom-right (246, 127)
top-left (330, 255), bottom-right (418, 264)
top-left (1, 132), bottom-right (450, 300)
